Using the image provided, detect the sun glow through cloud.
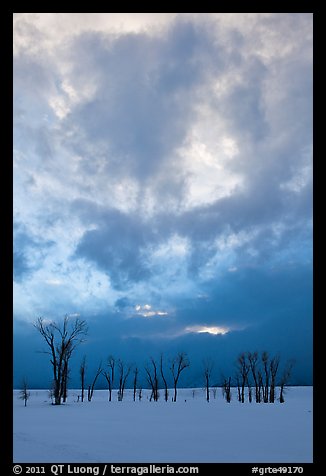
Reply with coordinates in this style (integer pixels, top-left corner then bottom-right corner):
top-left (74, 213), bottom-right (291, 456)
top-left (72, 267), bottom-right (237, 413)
top-left (185, 325), bottom-right (230, 335)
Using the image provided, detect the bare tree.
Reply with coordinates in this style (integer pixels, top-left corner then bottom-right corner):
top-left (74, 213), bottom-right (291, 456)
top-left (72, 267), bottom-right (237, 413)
top-left (145, 357), bottom-right (159, 402)
top-left (48, 380), bottom-right (56, 404)
top-left (236, 375), bottom-right (241, 402)
top-left (247, 379), bottom-right (252, 403)
top-left (279, 360), bottom-right (295, 403)
top-left (88, 362), bottom-right (102, 402)
top-left (262, 351), bottom-right (270, 403)
top-left (19, 378), bottom-right (30, 407)
top-left (203, 358), bottom-right (214, 402)
top-left (80, 356), bottom-right (86, 402)
top-left (133, 367), bottom-right (139, 402)
top-left (102, 356), bottom-right (115, 402)
top-left (258, 369), bottom-right (264, 403)
top-left (34, 316), bottom-right (88, 405)
top-left (236, 352), bottom-right (250, 403)
top-left (117, 359), bottom-right (131, 401)
top-left (62, 346), bottom-right (72, 403)
top-left (222, 376), bottom-right (232, 403)
top-left (248, 351), bottom-right (261, 403)
top-left (160, 354), bottom-right (169, 402)
top-left (170, 352), bottom-right (190, 402)
top-left (269, 355), bottom-right (280, 403)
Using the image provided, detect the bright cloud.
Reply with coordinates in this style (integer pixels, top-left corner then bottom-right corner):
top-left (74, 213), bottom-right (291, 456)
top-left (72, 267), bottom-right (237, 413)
top-left (135, 304), bottom-right (168, 318)
top-left (185, 325), bottom-right (230, 335)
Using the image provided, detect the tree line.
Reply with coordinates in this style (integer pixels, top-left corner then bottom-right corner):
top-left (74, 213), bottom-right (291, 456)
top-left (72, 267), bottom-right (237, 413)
top-left (222, 351), bottom-right (295, 404)
top-left (28, 316), bottom-right (294, 406)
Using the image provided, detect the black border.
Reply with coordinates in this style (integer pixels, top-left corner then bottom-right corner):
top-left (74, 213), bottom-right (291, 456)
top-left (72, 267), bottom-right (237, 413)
top-left (8, 10), bottom-right (319, 476)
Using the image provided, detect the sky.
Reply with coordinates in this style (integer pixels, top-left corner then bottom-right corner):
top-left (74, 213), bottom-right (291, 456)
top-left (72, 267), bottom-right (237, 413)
top-left (13, 13), bottom-right (313, 388)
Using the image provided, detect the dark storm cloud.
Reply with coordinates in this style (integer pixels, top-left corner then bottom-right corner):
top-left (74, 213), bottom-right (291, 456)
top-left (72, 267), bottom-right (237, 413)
top-left (14, 263), bottom-right (312, 388)
top-left (13, 251), bottom-right (30, 283)
top-left (71, 200), bottom-right (157, 288)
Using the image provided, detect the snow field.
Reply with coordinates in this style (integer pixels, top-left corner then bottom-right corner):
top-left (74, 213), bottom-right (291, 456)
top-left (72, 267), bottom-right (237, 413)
top-left (13, 387), bottom-right (313, 463)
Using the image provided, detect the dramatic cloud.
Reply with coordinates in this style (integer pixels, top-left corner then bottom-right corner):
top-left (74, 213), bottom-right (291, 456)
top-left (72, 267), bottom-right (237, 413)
top-left (13, 13), bottom-right (312, 386)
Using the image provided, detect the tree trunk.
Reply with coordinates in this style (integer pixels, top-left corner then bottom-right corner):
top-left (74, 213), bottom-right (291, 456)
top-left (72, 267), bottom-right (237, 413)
top-left (269, 379), bottom-right (275, 403)
top-left (54, 379), bottom-right (61, 405)
top-left (236, 378), bottom-right (241, 402)
top-left (206, 375), bottom-right (209, 402)
top-left (81, 370), bottom-right (85, 402)
top-left (160, 357), bottom-right (169, 403)
top-left (280, 384), bottom-right (285, 403)
top-left (241, 383), bottom-right (245, 403)
top-left (164, 386), bottom-right (168, 402)
top-left (173, 383), bottom-right (177, 402)
top-left (264, 383), bottom-right (269, 403)
top-left (133, 369), bottom-right (138, 402)
top-left (248, 385), bottom-right (252, 403)
top-left (62, 368), bottom-right (68, 403)
top-left (251, 374), bottom-right (259, 402)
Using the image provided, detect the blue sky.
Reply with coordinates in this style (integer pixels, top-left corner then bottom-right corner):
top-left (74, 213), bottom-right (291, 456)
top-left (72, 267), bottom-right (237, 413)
top-left (13, 13), bottom-right (312, 388)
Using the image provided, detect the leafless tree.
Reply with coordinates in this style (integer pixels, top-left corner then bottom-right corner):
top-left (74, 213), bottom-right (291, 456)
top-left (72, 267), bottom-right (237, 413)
top-left (80, 356), bottom-right (86, 402)
top-left (262, 351), bottom-right (270, 403)
top-left (145, 357), bottom-right (159, 402)
top-left (133, 367), bottom-right (139, 402)
top-left (34, 316), bottom-right (88, 405)
top-left (279, 360), bottom-right (295, 403)
top-left (247, 379), bottom-right (252, 403)
top-left (19, 378), bottom-right (30, 407)
top-left (248, 351), bottom-right (261, 403)
top-left (138, 387), bottom-right (142, 401)
top-left (102, 356), bottom-right (115, 402)
top-left (222, 376), bottom-right (232, 403)
top-left (258, 369), bottom-right (264, 403)
top-left (160, 354), bottom-right (169, 402)
top-left (236, 375), bottom-right (241, 402)
top-left (236, 352), bottom-right (250, 403)
top-left (117, 359), bottom-right (131, 401)
top-left (62, 347), bottom-right (72, 403)
top-left (203, 358), bottom-right (214, 402)
top-left (88, 362), bottom-right (102, 402)
top-left (223, 377), bottom-right (232, 403)
top-left (269, 355), bottom-right (280, 403)
top-left (170, 352), bottom-right (190, 402)
top-left (48, 381), bottom-right (56, 404)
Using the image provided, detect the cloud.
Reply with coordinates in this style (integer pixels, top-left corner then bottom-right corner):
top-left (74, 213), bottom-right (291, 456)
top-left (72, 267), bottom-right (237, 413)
top-left (184, 325), bottom-right (230, 336)
top-left (13, 222), bottom-right (55, 282)
top-left (13, 14), bottom-right (312, 385)
top-left (134, 304), bottom-right (168, 318)
top-left (72, 203), bottom-right (155, 289)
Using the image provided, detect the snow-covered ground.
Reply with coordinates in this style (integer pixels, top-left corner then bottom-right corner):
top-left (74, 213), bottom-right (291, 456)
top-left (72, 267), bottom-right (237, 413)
top-left (13, 387), bottom-right (313, 463)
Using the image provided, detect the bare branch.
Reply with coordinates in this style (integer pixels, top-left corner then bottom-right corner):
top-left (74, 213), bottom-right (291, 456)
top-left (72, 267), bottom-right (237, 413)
top-left (170, 352), bottom-right (190, 402)
top-left (34, 315), bottom-right (88, 405)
